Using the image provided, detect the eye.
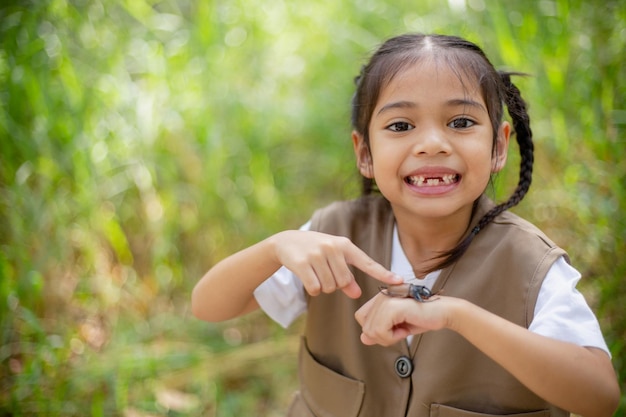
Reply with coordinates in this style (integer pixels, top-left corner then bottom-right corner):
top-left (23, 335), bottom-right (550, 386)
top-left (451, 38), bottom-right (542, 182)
top-left (448, 117), bottom-right (475, 129)
top-left (387, 121), bottom-right (414, 132)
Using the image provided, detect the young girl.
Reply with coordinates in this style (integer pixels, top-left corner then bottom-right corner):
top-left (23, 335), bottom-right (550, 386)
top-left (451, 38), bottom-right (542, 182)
top-left (192, 33), bottom-right (619, 416)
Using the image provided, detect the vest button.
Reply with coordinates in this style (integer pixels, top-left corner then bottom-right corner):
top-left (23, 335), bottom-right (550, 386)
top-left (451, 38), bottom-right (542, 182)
top-left (394, 356), bottom-right (413, 378)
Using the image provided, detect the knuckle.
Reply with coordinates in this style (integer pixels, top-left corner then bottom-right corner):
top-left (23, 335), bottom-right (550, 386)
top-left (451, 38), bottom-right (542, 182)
top-left (319, 240), bottom-right (343, 256)
top-left (290, 258), bottom-right (308, 270)
top-left (336, 236), bottom-right (352, 247)
top-left (305, 280), bottom-right (321, 296)
top-left (335, 271), bottom-right (352, 286)
top-left (321, 283), bottom-right (336, 294)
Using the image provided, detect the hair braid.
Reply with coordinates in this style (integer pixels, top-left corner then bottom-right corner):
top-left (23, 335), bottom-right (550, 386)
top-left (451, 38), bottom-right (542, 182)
top-left (475, 72), bottom-right (533, 228)
top-left (426, 72), bottom-right (534, 273)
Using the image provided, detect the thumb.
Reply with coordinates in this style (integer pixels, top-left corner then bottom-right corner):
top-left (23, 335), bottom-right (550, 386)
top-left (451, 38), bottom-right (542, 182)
top-left (360, 332), bottom-right (377, 346)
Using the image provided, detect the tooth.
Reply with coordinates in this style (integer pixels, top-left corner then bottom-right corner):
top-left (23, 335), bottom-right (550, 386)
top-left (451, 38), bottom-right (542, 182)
top-left (406, 174), bottom-right (458, 186)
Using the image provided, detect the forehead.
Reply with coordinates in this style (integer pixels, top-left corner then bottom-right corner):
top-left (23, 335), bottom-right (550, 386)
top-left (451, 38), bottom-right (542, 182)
top-left (376, 57), bottom-right (485, 109)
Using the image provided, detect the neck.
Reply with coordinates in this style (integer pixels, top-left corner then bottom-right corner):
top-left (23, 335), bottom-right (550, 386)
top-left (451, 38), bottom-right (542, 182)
top-left (394, 207), bottom-right (474, 276)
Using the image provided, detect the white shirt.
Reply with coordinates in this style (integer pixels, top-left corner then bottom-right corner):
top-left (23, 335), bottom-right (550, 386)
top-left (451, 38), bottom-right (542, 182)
top-left (254, 223), bottom-right (610, 355)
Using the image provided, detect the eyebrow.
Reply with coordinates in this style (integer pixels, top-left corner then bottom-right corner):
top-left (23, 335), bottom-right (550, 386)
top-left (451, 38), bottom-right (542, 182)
top-left (376, 100), bottom-right (416, 115)
top-left (376, 98), bottom-right (487, 115)
top-left (446, 98), bottom-right (487, 112)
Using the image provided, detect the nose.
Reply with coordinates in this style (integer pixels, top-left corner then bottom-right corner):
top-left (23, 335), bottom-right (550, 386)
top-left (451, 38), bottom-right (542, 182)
top-left (411, 126), bottom-right (451, 156)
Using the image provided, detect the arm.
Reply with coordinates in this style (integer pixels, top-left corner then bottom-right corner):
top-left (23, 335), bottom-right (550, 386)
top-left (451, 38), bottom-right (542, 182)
top-left (355, 295), bottom-right (620, 417)
top-left (191, 230), bottom-right (403, 322)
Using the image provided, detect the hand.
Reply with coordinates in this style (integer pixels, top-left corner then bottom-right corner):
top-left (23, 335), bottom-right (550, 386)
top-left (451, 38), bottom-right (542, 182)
top-left (355, 293), bottom-right (454, 346)
top-left (269, 230), bottom-right (403, 299)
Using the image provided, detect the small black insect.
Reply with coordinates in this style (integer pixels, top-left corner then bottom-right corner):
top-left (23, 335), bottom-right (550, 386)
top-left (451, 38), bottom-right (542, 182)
top-left (379, 283), bottom-right (438, 302)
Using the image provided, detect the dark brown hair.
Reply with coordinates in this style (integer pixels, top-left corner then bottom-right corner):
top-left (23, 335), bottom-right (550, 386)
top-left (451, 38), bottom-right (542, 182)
top-left (351, 33), bottom-right (533, 272)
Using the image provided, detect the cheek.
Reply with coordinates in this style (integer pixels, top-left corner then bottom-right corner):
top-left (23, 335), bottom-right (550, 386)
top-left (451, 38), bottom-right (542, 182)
top-left (467, 145), bottom-right (496, 182)
top-left (370, 147), bottom-right (405, 180)
top-left (368, 142), bottom-right (393, 169)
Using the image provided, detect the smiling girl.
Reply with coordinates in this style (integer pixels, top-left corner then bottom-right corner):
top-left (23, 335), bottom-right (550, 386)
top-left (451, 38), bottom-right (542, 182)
top-left (192, 33), bottom-right (619, 416)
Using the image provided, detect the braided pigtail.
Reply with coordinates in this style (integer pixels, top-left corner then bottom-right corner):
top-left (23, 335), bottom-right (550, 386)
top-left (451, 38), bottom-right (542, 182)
top-left (426, 72), bottom-right (534, 273)
top-left (472, 72), bottom-right (534, 230)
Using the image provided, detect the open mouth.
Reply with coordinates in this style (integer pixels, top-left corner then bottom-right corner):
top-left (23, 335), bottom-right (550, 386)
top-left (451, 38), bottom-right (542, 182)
top-left (405, 174), bottom-right (460, 187)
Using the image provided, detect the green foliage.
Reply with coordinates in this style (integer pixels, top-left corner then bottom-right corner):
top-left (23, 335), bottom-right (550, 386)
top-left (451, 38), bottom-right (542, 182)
top-left (1, 0), bottom-right (624, 415)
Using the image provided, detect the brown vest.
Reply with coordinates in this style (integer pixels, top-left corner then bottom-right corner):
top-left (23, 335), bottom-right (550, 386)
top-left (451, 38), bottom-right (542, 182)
top-left (287, 195), bottom-right (569, 417)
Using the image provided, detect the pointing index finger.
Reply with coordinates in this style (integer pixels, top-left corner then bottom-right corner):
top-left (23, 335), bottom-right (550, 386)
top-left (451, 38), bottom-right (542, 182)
top-left (346, 245), bottom-right (403, 285)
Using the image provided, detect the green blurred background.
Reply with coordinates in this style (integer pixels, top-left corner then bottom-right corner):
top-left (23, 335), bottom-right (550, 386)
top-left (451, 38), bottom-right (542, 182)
top-left (1, 0), bottom-right (624, 415)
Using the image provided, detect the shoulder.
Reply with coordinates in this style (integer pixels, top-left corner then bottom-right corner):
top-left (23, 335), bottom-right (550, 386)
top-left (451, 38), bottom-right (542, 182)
top-left (493, 209), bottom-right (562, 249)
top-left (472, 196), bottom-right (565, 255)
top-left (484, 208), bottom-right (570, 265)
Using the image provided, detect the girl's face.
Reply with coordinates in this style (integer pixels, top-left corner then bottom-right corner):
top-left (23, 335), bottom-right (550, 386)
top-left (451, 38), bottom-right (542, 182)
top-left (353, 58), bottom-right (510, 225)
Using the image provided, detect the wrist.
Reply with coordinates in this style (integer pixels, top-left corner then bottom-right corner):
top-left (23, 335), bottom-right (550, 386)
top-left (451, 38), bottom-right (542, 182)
top-left (265, 231), bottom-right (285, 266)
top-left (444, 296), bottom-right (471, 333)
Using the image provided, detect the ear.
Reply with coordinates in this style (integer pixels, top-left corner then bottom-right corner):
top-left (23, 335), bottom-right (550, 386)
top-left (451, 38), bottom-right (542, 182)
top-left (352, 130), bottom-right (374, 178)
top-left (492, 121), bottom-right (510, 173)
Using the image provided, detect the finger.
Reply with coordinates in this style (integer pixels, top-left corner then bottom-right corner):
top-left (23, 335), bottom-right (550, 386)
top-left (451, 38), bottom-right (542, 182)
top-left (360, 332), bottom-right (377, 346)
top-left (299, 266), bottom-right (322, 296)
top-left (360, 320), bottom-right (412, 347)
top-left (326, 252), bottom-right (360, 296)
top-left (327, 252), bottom-right (355, 288)
top-left (341, 280), bottom-right (362, 299)
top-left (354, 295), bottom-right (376, 325)
top-left (312, 262), bottom-right (339, 294)
top-left (357, 296), bottom-right (412, 346)
top-left (360, 326), bottom-right (406, 347)
top-left (344, 245), bottom-right (403, 285)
